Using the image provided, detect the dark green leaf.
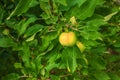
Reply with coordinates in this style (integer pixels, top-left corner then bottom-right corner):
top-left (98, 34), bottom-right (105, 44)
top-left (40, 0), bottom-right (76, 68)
top-left (89, 56), bottom-right (106, 70)
top-left (7, 0), bottom-right (34, 19)
top-left (109, 73), bottom-right (120, 80)
top-left (94, 71), bottom-right (110, 80)
top-left (0, 5), bottom-right (5, 23)
top-left (24, 24), bottom-right (44, 38)
top-left (2, 73), bottom-right (20, 80)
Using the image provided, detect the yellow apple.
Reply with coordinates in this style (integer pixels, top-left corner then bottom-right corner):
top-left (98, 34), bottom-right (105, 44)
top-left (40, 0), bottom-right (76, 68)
top-left (59, 32), bottom-right (77, 46)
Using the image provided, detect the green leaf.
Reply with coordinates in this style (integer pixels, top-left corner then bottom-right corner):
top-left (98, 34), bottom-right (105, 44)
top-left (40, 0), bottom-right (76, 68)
top-left (66, 0), bottom-right (86, 7)
top-left (24, 24), bottom-right (44, 38)
top-left (55, 0), bottom-right (67, 6)
top-left (47, 50), bottom-right (61, 63)
top-left (66, 0), bottom-right (78, 7)
top-left (39, 31), bottom-right (58, 52)
top-left (45, 63), bottom-right (59, 72)
top-left (77, 0), bottom-right (87, 7)
top-left (39, 1), bottom-right (51, 16)
top-left (25, 33), bottom-right (36, 42)
top-left (34, 55), bottom-right (42, 74)
top-left (2, 73), bottom-right (20, 80)
top-left (109, 73), bottom-right (120, 80)
top-left (94, 71), bottom-right (110, 80)
top-left (51, 75), bottom-right (60, 80)
top-left (39, 38), bottom-right (50, 52)
top-left (86, 19), bottom-right (107, 31)
top-left (89, 56), bottom-right (106, 70)
top-left (61, 47), bottom-right (77, 73)
top-left (113, 41), bottom-right (120, 47)
top-left (44, 31), bottom-right (59, 41)
top-left (7, 0), bottom-right (34, 19)
top-left (104, 11), bottom-right (118, 21)
top-left (18, 17), bottom-right (37, 36)
top-left (14, 63), bottom-right (22, 68)
top-left (60, 0), bottom-right (86, 11)
top-left (0, 5), bottom-right (5, 23)
top-left (0, 37), bottom-right (16, 47)
top-left (29, 0), bottom-right (39, 7)
top-left (69, 0), bottom-right (98, 20)
top-left (20, 42), bottom-right (31, 67)
top-left (81, 31), bottom-right (101, 40)
top-left (81, 68), bottom-right (88, 76)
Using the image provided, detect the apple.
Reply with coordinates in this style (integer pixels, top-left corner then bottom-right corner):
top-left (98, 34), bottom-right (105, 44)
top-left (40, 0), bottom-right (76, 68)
top-left (59, 32), bottom-right (77, 46)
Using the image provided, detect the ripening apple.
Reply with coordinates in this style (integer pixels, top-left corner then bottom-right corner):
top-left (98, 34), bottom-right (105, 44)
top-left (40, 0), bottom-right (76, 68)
top-left (59, 32), bottom-right (77, 46)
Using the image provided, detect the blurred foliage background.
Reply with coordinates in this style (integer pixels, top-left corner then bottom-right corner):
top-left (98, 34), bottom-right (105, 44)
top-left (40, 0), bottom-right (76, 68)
top-left (0, 0), bottom-right (120, 80)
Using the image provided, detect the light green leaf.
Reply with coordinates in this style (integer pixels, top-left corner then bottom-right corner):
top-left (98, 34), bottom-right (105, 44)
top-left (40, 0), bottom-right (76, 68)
top-left (18, 17), bottom-right (37, 36)
top-left (26, 33), bottom-right (36, 42)
top-left (34, 56), bottom-right (42, 73)
top-left (45, 63), bottom-right (59, 72)
top-left (62, 47), bottom-right (77, 73)
top-left (20, 42), bottom-right (31, 67)
top-left (104, 11), bottom-right (118, 21)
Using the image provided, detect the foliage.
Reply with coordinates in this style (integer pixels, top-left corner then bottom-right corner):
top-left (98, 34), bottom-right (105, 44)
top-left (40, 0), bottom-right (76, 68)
top-left (0, 0), bottom-right (120, 80)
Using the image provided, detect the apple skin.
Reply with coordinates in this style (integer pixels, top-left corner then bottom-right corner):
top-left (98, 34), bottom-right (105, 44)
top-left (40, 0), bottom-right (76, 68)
top-left (59, 32), bottom-right (77, 46)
